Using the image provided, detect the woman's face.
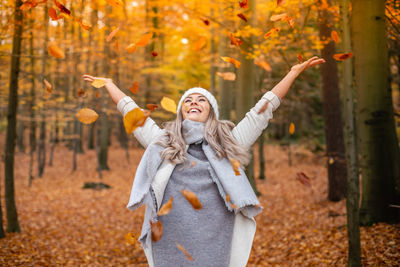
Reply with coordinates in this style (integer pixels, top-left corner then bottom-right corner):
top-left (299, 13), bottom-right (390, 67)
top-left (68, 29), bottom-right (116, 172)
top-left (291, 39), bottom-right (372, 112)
top-left (181, 93), bottom-right (211, 123)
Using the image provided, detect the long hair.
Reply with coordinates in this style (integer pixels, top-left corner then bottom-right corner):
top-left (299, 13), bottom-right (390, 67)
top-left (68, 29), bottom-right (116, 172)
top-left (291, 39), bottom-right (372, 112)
top-left (156, 109), bottom-right (251, 166)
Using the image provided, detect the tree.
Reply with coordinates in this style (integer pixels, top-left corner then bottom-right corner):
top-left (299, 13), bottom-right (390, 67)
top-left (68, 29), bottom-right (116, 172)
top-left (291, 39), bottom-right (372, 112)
top-left (4, 0), bottom-right (23, 233)
top-left (352, 0), bottom-right (400, 224)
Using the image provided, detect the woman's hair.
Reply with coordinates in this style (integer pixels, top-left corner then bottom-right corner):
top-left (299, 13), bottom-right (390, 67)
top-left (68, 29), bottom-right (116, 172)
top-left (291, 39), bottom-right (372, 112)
top-left (156, 109), bottom-right (251, 166)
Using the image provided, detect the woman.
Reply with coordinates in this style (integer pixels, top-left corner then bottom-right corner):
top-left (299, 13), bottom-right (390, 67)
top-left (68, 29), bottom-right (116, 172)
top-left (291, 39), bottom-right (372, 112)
top-left (83, 56), bottom-right (325, 267)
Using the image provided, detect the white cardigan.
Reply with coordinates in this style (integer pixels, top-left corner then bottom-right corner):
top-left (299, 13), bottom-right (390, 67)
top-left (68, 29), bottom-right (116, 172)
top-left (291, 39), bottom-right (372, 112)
top-left (117, 91), bottom-right (281, 267)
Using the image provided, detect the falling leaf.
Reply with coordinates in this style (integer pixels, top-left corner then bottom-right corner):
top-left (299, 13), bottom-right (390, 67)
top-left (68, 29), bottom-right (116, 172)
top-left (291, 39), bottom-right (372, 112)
top-left (331, 30), bottom-right (339, 44)
top-left (230, 159), bottom-right (241, 176)
top-left (230, 33), bottom-right (243, 46)
top-left (193, 37), bottom-right (207, 51)
top-left (264, 27), bottom-right (279, 38)
top-left (289, 122), bottom-right (295, 135)
top-left (225, 194), bottom-right (231, 202)
top-left (44, 79), bottom-right (52, 93)
top-left (181, 189), bottom-right (202, 209)
top-left (150, 221), bottom-right (163, 242)
top-left (277, 0), bottom-right (286, 6)
top-left (77, 88), bottom-right (86, 97)
top-left (76, 108), bottom-right (99, 124)
top-left (216, 72), bottom-right (236, 81)
top-left (53, 0), bottom-right (70, 15)
top-left (201, 19), bottom-right (210, 26)
top-left (285, 16), bottom-right (295, 28)
top-left (297, 54), bottom-right (303, 63)
top-left (125, 232), bottom-right (137, 245)
top-left (48, 7), bottom-right (60, 20)
top-left (333, 53), bottom-right (353, 61)
top-left (237, 13), bottom-right (247, 22)
top-left (239, 0), bottom-right (248, 9)
top-left (106, 27), bottom-right (119, 42)
top-left (91, 79), bottom-right (107, 88)
top-left (221, 56), bottom-right (241, 68)
top-left (129, 81), bottom-right (139, 94)
top-left (151, 51), bottom-right (158, 57)
top-left (160, 97), bottom-right (177, 114)
top-left (157, 197), bottom-right (173, 216)
top-left (270, 13), bottom-right (288, 22)
top-left (136, 33), bottom-right (153, 47)
top-left (146, 104), bottom-right (158, 111)
top-left (123, 108), bottom-right (150, 134)
top-left (254, 58), bottom-right (272, 72)
top-left (296, 172), bottom-right (311, 187)
top-left (79, 20), bottom-right (92, 31)
top-left (190, 161), bottom-right (197, 168)
top-left (125, 43), bottom-right (137, 53)
top-left (106, 0), bottom-right (123, 7)
top-left (175, 243), bottom-right (194, 261)
top-left (20, 1), bottom-right (35, 11)
top-left (48, 43), bottom-right (65, 59)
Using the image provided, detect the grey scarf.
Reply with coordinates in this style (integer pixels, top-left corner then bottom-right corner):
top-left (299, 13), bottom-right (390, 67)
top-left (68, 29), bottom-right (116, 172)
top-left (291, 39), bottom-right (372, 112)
top-left (127, 119), bottom-right (262, 247)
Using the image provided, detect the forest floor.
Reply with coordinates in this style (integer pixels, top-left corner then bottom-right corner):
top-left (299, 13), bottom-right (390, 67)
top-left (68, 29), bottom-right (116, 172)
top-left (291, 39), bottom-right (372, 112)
top-left (0, 143), bottom-right (399, 266)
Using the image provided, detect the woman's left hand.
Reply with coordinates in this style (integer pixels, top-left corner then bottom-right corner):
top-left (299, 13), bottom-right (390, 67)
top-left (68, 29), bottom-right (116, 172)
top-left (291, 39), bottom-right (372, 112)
top-left (290, 56), bottom-right (326, 75)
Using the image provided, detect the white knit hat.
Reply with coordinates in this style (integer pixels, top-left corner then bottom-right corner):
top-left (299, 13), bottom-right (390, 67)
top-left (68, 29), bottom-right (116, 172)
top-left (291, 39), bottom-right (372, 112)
top-left (177, 87), bottom-right (219, 119)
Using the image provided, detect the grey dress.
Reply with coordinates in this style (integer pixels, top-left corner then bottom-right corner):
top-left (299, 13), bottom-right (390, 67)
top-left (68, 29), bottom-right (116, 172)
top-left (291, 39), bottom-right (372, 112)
top-left (152, 143), bottom-right (235, 267)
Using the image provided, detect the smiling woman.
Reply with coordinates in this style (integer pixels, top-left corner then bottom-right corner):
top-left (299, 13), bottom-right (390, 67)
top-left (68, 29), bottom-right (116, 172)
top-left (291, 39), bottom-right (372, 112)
top-left (83, 56), bottom-right (325, 267)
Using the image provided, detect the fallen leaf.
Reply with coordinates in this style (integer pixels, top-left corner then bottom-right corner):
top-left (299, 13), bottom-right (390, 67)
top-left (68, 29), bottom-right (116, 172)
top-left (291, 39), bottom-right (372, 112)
top-left (146, 104), bottom-right (158, 111)
top-left (216, 72), bottom-right (236, 81)
top-left (77, 88), bottom-right (86, 97)
top-left (176, 243), bottom-right (194, 261)
top-left (296, 172), bottom-right (311, 187)
top-left (157, 197), bottom-right (173, 216)
top-left (331, 30), bottom-right (340, 44)
top-left (237, 13), bottom-right (247, 22)
top-left (106, 27), bottom-right (119, 42)
top-left (123, 108), bottom-right (150, 134)
top-left (239, 0), bottom-right (248, 9)
top-left (264, 27), bottom-right (279, 38)
top-left (48, 43), bottom-right (65, 59)
top-left (230, 159), bottom-right (241, 176)
top-left (289, 122), bottom-right (295, 135)
top-left (150, 221), bottom-right (163, 242)
top-left (160, 96), bottom-right (177, 114)
top-left (129, 81), bottom-right (139, 94)
top-left (125, 43), bottom-right (137, 53)
top-left (270, 13), bottom-right (288, 22)
top-left (136, 33), bottom-right (153, 47)
top-left (230, 33), bottom-right (243, 46)
top-left (333, 52), bottom-right (353, 61)
top-left (151, 51), bottom-right (158, 57)
top-left (181, 189), bottom-right (202, 209)
top-left (221, 56), bottom-right (241, 68)
top-left (76, 108), bottom-right (99, 124)
top-left (91, 79), bottom-right (107, 88)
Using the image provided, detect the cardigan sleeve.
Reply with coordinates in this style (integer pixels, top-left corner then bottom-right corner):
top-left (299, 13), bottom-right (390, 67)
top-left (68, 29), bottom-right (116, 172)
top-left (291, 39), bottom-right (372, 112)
top-left (231, 91), bottom-right (281, 149)
top-left (117, 96), bottom-right (164, 148)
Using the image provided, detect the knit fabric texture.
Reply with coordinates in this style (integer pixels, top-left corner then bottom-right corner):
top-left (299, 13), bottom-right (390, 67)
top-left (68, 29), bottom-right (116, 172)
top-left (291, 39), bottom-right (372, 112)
top-left (177, 87), bottom-right (219, 119)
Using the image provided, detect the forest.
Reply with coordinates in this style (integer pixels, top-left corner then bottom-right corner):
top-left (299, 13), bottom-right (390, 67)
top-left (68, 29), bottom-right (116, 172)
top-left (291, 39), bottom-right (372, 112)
top-left (0, 0), bottom-right (399, 266)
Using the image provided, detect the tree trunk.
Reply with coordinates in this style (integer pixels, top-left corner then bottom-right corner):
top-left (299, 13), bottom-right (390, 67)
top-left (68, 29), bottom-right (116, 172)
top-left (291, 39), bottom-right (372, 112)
top-left (17, 121), bottom-right (25, 153)
top-left (318, 0), bottom-right (347, 201)
top-left (4, 0), bottom-right (23, 233)
top-left (340, 0), bottom-right (361, 265)
top-left (28, 9), bottom-right (36, 186)
top-left (352, 0), bottom-right (400, 224)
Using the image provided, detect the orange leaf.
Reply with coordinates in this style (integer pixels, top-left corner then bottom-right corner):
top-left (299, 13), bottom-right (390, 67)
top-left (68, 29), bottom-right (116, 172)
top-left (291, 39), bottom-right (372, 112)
top-left (43, 79), bottom-right (52, 93)
top-left (264, 27), bottom-right (279, 38)
top-left (270, 13), bottom-right (288, 22)
top-left (125, 232), bottom-right (137, 245)
top-left (225, 194), bottom-right (231, 202)
top-left (221, 56), bottom-right (241, 68)
top-left (146, 104), bottom-right (158, 111)
top-left (331, 30), bottom-right (339, 44)
top-left (230, 203), bottom-right (239, 209)
top-left (237, 13), bottom-right (247, 22)
top-left (125, 43), bottom-right (137, 53)
top-left (190, 161), bottom-right (197, 168)
top-left (48, 7), bottom-right (59, 20)
top-left (239, 0), bottom-right (248, 8)
top-left (230, 33), bottom-right (243, 46)
top-left (157, 197), bottom-right (173, 216)
top-left (297, 54), bottom-right (303, 63)
top-left (285, 16), bottom-right (295, 28)
top-left (77, 88), bottom-right (86, 97)
top-left (79, 20), bottom-right (92, 31)
top-left (277, 0), bottom-right (286, 6)
top-left (216, 72), bottom-right (236, 81)
top-left (193, 37), bottom-right (207, 51)
top-left (123, 108), bottom-right (150, 134)
top-left (129, 81), bottom-right (139, 94)
top-left (254, 58), bottom-right (271, 72)
top-left (136, 33), bottom-right (153, 47)
top-left (289, 122), bottom-right (295, 135)
top-left (296, 172), bottom-right (311, 187)
top-left (53, 0), bottom-right (70, 15)
top-left (20, 1), bottom-right (34, 11)
top-left (230, 159), bottom-right (241, 176)
top-left (333, 52), bottom-right (353, 61)
top-left (181, 189), bottom-right (202, 210)
top-left (150, 221), bottom-right (163, 242)
top-left (106, 0), bottom-right (123, 7)
top-left (106, 27), bottom-right (119, 42)
top-left (48, 43), bottom-right (65, 59)
top-left (176, 243), bottom-right (194, 261)
top-left (151, 51), bottom-right (158, 57)
top-left (76, 108), bottom-right (99, 124)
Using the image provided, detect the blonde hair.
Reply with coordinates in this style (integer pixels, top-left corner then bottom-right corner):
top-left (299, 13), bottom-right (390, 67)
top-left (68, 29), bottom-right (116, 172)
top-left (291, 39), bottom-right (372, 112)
top-left (156, 109), bottom-right (251, 166)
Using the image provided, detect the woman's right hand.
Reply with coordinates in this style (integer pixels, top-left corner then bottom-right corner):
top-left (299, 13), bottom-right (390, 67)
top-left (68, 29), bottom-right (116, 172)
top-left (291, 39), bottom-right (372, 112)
top-left (83, 74), bottom-right (113, 85)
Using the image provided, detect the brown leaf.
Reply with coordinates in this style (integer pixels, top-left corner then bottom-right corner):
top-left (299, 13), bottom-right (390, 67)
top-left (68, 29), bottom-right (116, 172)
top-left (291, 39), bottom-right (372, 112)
top-left (150, 221), bottom-right (163, 242)
top-left (129, 81), bottom-right (139, 94)
top-left (151, 51), bottom-right (158, 57)
top-left (297, 54), bottom-right (303, 63)
top-left (237, 13), bottom-right (247, 22)
top-left (230, 33), bottom-right (243, 46)
top-left (239, 0), bottom-right (248, 8)
top-left (181, 189), bottom-right (202, 209)
top-left (176, 243), bottom-right (194, 261)
top-left (333, 52), bottom-right (353, 61)
top-left (146, 104), bottom-right (158, 111)
top-left (296, 172), bottom-right (311, 187)
top-left (53, 0), bottom-right (70, 15)
top-left (157, 197), bottom-right (173, 216)
top-left (76, 88), bottom-right (86, 97)
top-left (264, 27), bottom-right (280, 38)
top-left (277, 0), bottom-right (286, 6)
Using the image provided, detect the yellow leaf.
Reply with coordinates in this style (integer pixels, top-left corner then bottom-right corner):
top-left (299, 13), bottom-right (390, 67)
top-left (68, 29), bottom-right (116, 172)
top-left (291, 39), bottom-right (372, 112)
top-left (91, 79), bottom-right (107, 88)
top-left (136, 33), bottom-right (153, 47)
top-left (157, 197), bottom-right (173, 216)
top-left (125, 232), bottom-right (137, 245)
top-left (289, 122), bottom-right (295, 135)
top-left (216, 72), bottom-right (236, 81)
top-left (175, 243), bottom-right (194, 261)
top-left (160, 97), bottom-right (177, 114)
top-left (220, 56), bottom-right (241, 68)
top-left (181, 189), bottom-right (202, 209)
top-left (76, 108), bottom-right (99, 124)
top-left (123, 108), bottom-right (150, 134)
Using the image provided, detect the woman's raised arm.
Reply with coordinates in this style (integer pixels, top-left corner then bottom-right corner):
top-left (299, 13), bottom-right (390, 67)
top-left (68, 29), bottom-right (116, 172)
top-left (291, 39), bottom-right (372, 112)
top-left (83, 75), bottom-right (127, 104)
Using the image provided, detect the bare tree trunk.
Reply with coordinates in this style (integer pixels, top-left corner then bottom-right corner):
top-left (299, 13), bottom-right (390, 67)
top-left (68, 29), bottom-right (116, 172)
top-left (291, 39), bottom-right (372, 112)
top-left (4, 0), bottom-right (23, 233)
top-left (16, 122), bottom-right (25, 153)
top-left (28, 9), bottom-right (36, 187)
